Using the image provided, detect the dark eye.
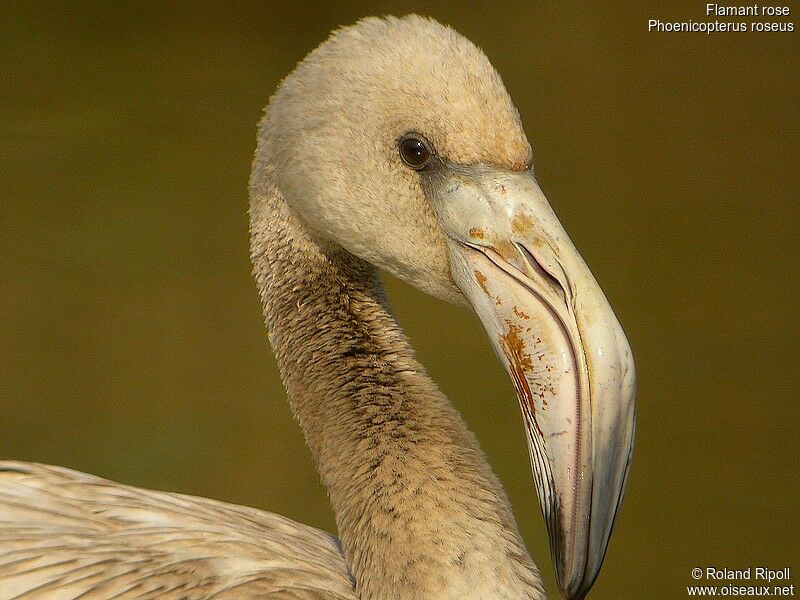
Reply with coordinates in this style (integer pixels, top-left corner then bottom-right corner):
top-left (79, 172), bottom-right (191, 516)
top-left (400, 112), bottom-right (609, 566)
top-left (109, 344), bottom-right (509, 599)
top-left (398, 135), bottom-right (431, 170)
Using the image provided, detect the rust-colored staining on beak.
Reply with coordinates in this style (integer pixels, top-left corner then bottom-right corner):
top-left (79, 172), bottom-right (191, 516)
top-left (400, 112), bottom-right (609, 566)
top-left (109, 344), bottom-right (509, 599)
top-left (474, 270), bottom-right (490, 295)
top-left (494, 240), bottom-right (519, 263)
top-left (473, 269), bottom-right (502, 306)
top-left (499, 320), bottom-right (544, 437)
top-left (468, 227), bottom-right (485, 240)
top-left (512, 306), bottom-right (530, 320)
top-left (500, 320), bottom-right (533, 373)
top-left (511, 213), bottom-right (534, 235)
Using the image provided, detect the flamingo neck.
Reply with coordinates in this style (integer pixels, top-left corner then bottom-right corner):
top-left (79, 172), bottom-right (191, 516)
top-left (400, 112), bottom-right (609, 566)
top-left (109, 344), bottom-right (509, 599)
top-left (249, 183), bottom-right (546, 600)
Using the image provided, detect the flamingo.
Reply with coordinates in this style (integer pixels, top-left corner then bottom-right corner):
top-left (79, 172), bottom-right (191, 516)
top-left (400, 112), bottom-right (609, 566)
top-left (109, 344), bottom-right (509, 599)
top-left (0, 15), bottom-right (635, 600)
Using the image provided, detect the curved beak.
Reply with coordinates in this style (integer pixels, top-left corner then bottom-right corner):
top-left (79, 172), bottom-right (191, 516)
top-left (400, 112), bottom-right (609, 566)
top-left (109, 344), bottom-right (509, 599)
top-left (429, 168), bottom-right (636, 599)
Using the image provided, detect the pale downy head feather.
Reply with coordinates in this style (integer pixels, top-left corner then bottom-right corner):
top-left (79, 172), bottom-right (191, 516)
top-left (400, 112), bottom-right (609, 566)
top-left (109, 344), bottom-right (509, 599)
top-left (251, 15), bottom-right (532, 302)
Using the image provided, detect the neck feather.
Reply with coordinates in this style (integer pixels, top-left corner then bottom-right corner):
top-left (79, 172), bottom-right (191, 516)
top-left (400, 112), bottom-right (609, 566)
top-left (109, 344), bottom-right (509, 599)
top-left (249, 178), bottom-right (546, 600)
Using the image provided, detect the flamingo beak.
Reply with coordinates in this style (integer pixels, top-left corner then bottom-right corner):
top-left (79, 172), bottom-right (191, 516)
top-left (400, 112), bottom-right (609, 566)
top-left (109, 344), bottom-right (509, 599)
top-left (430, 167), bottom-right (636, 599)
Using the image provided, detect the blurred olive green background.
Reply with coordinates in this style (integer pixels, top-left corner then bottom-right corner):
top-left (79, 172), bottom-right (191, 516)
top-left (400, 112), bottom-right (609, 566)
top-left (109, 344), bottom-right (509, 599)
top-left (1, 2), bottom-right (797, 597)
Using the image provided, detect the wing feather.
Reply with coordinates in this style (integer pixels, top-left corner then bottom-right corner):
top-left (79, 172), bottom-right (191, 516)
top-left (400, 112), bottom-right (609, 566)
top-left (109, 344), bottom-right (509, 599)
top-left (0, 462), bottom-right (356, 599)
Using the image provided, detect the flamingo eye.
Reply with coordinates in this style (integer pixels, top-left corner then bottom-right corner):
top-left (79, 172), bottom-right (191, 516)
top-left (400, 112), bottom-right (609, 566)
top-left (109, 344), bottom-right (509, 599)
top-left (398, 135), bottom-right (432, 170)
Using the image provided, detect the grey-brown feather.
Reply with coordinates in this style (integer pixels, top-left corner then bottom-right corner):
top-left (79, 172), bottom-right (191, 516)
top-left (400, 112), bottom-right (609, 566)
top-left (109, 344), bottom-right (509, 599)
top-left (0, 462), bottom-right (356, 599)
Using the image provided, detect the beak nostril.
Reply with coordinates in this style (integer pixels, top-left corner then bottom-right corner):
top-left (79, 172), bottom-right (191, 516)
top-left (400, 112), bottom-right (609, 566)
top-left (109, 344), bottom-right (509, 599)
top-left (514, 242), bottom-right (572, 310)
